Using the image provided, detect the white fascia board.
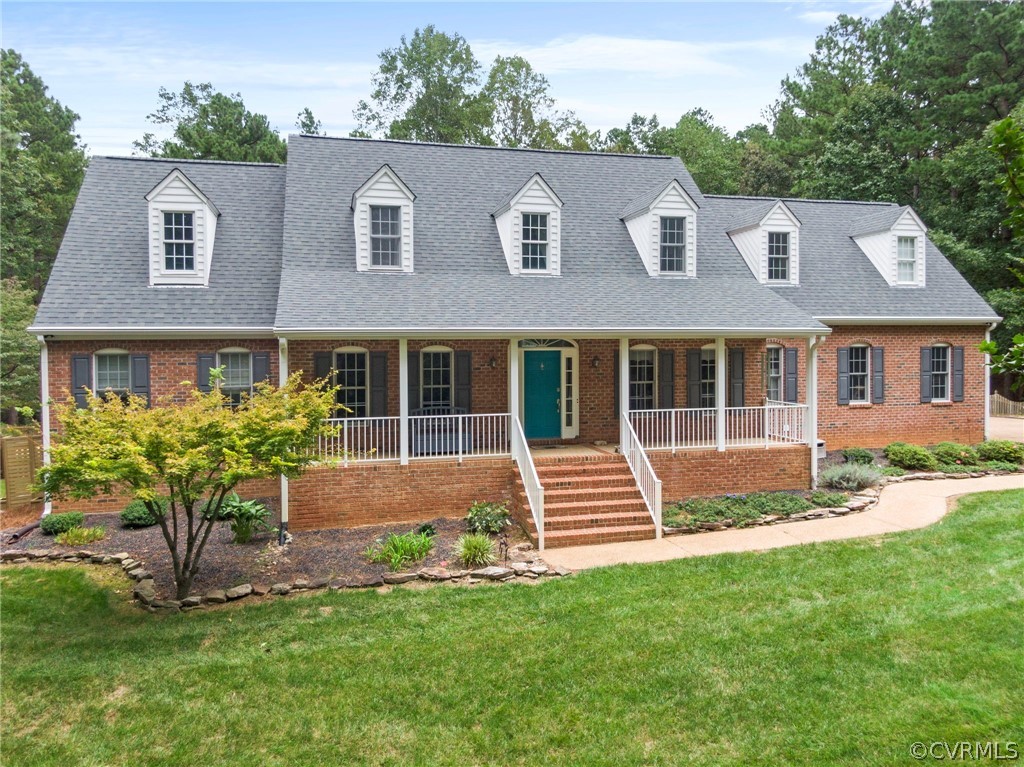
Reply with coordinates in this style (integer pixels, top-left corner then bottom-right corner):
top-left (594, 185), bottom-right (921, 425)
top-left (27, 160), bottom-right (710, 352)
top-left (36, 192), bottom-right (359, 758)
top-left (492, 173), bottom-right (564, 217)
top-left (817, 316), bottom-right (1001, 326)
top-left (350, 164), bottom-right (416, 209)
top-left (274, 326), bottom-right (831, 340)
top-left (897, 207), bottom-right (927, 233)
top-left (144, 168), bottom-right (220, 217)
top-left (29, 325), bottom-right (275, 340)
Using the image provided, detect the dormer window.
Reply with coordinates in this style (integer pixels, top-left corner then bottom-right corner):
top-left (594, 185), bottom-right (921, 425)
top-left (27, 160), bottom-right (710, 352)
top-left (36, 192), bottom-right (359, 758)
top-left (767, 232), bottom-right (790, 281)
top-left (163, 212), bottom-right (195, 271)
top-left (521, 213), bottom-right (549, 271)
top-left (659, 217), bottom-right (686, 273)
top-left (897, 236), bottom-right (917, 283)
top-left (370, 205), bottom-right (402, 268)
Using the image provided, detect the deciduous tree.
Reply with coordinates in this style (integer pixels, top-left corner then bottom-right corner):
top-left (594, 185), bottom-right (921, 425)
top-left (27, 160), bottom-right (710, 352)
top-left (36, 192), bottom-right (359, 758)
top-left (0, 278), bottom-right (39, 423)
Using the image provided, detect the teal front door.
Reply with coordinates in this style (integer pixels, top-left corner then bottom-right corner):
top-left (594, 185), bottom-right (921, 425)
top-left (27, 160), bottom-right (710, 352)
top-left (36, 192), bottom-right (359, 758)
top-left (524, 350), bottom-right (562, 439)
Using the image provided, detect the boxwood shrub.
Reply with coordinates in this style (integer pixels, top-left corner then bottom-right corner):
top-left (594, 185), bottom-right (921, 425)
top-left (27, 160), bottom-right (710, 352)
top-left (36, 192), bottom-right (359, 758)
top-left (931, 442), bottom-right (979, 466)
top-left (883, 442), bottom-right (938, 471)
top-left (841, 447), bottom-right (876, 465)
top-left (120, 499), bottom-right (167, 529)
top-left (975, 440), bottom-right (1024, 464)
top-left (40, 511), bottom-right (85, 536)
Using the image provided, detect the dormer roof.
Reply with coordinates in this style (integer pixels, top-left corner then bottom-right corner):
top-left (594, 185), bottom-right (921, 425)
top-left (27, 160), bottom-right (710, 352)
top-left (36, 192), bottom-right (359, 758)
top-left (848, 205), bottom-right (925, 238)
top-left (350, 163), bottom-right (415, 210)
top-left (145, 168), bottom-right (221, 217)
top-left (620, 178), bottom-right (700, 221)
top-left (491, 172), bottom-right (563, 217)
top-left (726, 199), bottom-right (800, 233)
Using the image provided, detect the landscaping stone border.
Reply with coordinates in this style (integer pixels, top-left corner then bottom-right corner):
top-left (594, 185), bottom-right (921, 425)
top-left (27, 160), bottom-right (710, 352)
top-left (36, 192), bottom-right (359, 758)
top-left (0, 542), bottom-right (571, 614)
top-left (662, 467), bottom-right (1023, 536)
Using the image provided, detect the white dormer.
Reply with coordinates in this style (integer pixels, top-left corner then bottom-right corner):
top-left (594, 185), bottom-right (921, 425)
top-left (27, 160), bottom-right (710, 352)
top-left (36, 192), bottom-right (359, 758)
top-left (492, 173), bottom-right (563, 276)
top-left (728, 200), bottom-right (801, 285)
top-left (351, 164), bottom-right (415, 273)
top-left (850, 206), bottom-right (927, 287)
top-left (620, 180), bottom-right (699, 277)
top-left (145, 169), bottom-right (220, 287)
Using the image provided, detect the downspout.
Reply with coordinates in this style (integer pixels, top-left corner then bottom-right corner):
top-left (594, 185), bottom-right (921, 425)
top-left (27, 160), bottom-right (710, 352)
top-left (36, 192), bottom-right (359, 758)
top-left (37, 336), bottom-right (52, 516)
top-left (807, 334), bottom-right (827, 489)
top-left (984, 321), bottom-right (998, 441)
top-left (278, 337), bottom-right (289, 544)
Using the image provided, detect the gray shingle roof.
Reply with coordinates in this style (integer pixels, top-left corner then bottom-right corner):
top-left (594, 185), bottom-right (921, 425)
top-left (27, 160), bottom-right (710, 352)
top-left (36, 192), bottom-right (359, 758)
top-left (276, 136), bottom-right (825, 333)
top-left (34, 156), bottom-right (285, 330)
top-left (847, 205), bottom-right (911, 237)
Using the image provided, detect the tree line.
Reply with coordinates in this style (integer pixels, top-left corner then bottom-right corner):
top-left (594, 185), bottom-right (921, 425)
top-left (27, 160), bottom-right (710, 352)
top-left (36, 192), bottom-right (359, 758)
top-left (2, 0), bottom-right (1023, 420)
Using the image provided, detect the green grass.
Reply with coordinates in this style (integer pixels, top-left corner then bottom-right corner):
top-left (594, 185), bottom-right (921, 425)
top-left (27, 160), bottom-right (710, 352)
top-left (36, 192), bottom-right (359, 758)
top-left (3, 490), bottom-right (1023, 767)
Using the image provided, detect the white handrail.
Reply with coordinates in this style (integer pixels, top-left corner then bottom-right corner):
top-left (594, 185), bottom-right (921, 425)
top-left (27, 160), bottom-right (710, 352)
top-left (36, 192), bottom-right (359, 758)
top-left (511, 416), bottom-right (545, 551)
top-left (408, 412), bottom-right (511, 463)
top-left (621, 414), bottom-right (663, 538)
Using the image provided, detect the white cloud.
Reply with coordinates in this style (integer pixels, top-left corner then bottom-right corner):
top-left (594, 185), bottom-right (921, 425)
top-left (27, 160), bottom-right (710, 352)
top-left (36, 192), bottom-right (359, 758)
top-left (798, 10), bottom-right (842, 24)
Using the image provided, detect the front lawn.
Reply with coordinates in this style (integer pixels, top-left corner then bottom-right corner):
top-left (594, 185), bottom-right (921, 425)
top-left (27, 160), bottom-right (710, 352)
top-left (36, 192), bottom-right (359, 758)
top-left (3, 490), bottom-right (1022, 766)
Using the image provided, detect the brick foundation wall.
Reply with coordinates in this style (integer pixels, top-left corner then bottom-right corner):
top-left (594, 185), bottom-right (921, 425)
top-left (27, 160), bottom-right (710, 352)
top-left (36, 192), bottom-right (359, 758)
top-left (287, 458), bottom-right (514, 530)
top-left (650, 446), bottom-right (811, 501)
top-left (50, 477), bottom-right (282, 517)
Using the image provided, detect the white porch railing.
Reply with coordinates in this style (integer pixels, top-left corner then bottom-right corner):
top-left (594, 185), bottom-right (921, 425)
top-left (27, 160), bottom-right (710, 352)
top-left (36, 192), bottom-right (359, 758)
top-left (629, 403), bottom-right (808, 450)
top-left (621, 414), bottom-right (663, 537)
top-left (511, 416), bottom-right (545, 550)
top-left (317, 416), bottom-right (401, 465)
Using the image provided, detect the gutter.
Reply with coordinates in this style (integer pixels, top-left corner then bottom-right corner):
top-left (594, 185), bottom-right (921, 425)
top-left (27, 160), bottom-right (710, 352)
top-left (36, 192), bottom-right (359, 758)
top-left (273, 326), bottom-right (831, 340)
top-left (815, 316), bottom-right (1002, 326)
top-left (37, 336), bottom-right (52, 517)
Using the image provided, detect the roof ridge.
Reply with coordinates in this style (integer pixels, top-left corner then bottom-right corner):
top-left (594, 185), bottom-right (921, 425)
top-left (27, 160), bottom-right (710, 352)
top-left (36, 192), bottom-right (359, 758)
top-left (288, 133), bottom-right (680, 160)
top-left (94, 155), bottom-right (285, 168)
top-left (706, 193), bottom-right (897, 207)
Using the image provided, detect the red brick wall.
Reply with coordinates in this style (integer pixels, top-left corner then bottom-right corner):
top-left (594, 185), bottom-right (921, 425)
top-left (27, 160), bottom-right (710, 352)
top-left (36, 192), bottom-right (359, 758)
top-left (51, 477), bottom-right (282, 516)
top-left (287, 458), bottom-right (514, 530)
top-left (651, 446), bottom-right (811, 500)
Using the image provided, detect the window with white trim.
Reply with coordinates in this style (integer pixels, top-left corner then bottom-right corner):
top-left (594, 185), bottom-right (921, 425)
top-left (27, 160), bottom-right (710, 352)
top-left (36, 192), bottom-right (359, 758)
top-left (95, 351), bottom-right (131, 396)
top-left (218, 350), bottom-right (252, 405)
top-left (930, 345), bottom-right (949, 401)
top-left (659, 217), bottom-right (686, 273)
top-left (629, 348), bottom-right (656, 411)
top-left (897, 236), bottom-right (917, 283)
top-left (766, 346), bottom-right (783, 401)
top-left (421, 348), bottom-right (452, 409)
top-left (848, 345), bottom-right (870, 403)
top-left (335, 349), bottom-right (368, 418)
top-left (370, 205), bottom-right (401, 268)
top-left (700, 348), bottom-right (716, 408)
top-left (163, 212), bottom-right (195, 271)
top-left (521, 213), bottom-right (548, 271)
top-left (767, 232), bottom-right (789, 281)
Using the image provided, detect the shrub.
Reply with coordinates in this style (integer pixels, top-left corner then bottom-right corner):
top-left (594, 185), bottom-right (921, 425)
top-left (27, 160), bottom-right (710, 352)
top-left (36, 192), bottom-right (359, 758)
top-left (976, 440), bottom-right (1024, 464)
top-left (819, 463), bottom-right (882, 491)
top-left (221, 494), bottom-right (271, 544)
top-left (364, 531), bottom-right (434, 571)
top-left (935, 463), bottom-right (981, 474)
top-left (884, 442), bottom-right (938, 471)
top-left (810, 490), bottom-right (848, 508)
top-left (665, 492), bottom-right (812, 528)
top-left (931, 442), bottom-right (979, 466)
top-left (841, 448), bottom-right (876, 465)
top-left (54, 526), bottom-right (105, 546)
top-left (120, 499), bottom-right (166, 529)
top-left (417, 523), bottom-right (437, 537)
top-left (881, 466), bottom-right (906, 477)
top-left (40, 512), bottom-right (85, 536)
top-left (466, 501), bottom-right (510, 534)
top-left (455, 533), bottom-right (497, 567)
top-left (983, 460), bottom-right (1021, 473)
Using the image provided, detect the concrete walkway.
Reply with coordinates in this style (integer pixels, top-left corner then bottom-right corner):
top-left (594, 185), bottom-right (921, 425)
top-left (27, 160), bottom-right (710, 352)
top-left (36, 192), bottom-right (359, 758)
top-left (542, 474), bottom-right (1024, 571)
top-left (990, 417), bottom-right (1023, 442)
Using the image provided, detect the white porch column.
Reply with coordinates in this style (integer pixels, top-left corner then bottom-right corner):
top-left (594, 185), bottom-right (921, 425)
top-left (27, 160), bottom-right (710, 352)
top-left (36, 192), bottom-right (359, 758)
top-left (399, 338), bottom-right (410, 465)
top-left (807, 335), bottom-right (822, 487)
top-left (278, 337), bottom-right (289, 536)
top-left (38, 336), bottom-right (52, 516)
top-left (715, 337), bottom-right (727, 451)
top-left (508, 338), bottom-right (520, 424)
top-left (619, 338), bottom-right (630, 446)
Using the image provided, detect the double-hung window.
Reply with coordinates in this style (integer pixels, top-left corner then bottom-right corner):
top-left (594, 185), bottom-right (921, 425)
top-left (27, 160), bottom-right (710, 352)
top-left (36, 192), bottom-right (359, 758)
top-left (766, 347), bottom-right (783, 401)
top-left (897, 236), bottom-right (917, 283)
top-left (629, 349), bottom-right (656, 411)
top-left (96, 352), bottom-right (131, 397)
top-left (219, 351), bottom-right (252, 405)
top-left (521, 213), bottom-right (548, 271)
top-left (163, 212), bottom-right (195, 271)
top-left (930, 345), bottom-right (949, 401)
top-left (335, 350), bottom-right (368, 418)
top-left (699, 349), bottom-right (716, 408)
top-left (370, 205), bottom-right (401, 268)
top-left (848, 346), bottom-right (870, 403)
top-left (659, 217), bottom-right (686, 273)
top-left (767, 232), bottom-right (790, 281)
top-left (421, 349), bottom-right (452, 409)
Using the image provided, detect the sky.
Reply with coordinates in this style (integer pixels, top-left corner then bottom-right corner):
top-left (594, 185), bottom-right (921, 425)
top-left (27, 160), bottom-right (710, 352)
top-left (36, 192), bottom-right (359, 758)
top-left (2, 1), bottom-right (893, 157)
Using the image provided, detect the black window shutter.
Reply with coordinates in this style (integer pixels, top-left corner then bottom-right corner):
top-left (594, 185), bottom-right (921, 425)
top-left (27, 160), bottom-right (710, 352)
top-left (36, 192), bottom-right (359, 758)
top-left (408, 352), bottom-right (421, 410)
top-left (920, 347), bottom-right (932, 403)
top-left (784, 347), bottom-right (799, 403)
top-left (369, 352), bottom-right (388, 417)
top-left (196, 353), bottom-right (216, 393)
top-left (837, 347), bottom-right (850, 405)
top-left (613, 349), bottom-right (620, 417)
top-left (686, 349), bottom-right (701, 408)
top-left (729, 348), bottom-right (745, 407)
top-left (130, 355), bottom-right (150, 406)
top-left (312, 352), bottom-right (333, 382)
top-left (251, 352), bottom-right (271, 385)
top-left (657, 349), bottom-right (675, 409)
top-left (952, 346), bottom-right (965, 402)
top-left (871, 347), bottom-right (885, 404)
top-left (454, 351), bottom-right (472, 412)
top-left (71, 355), bottom-right (91, 408)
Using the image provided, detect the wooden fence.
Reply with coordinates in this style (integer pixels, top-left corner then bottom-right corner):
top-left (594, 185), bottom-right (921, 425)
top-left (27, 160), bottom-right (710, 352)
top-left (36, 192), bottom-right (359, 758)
top-left (1, 435), bottom-right (43, 507)
top-left (991, 393), bottom-right (1024, 418)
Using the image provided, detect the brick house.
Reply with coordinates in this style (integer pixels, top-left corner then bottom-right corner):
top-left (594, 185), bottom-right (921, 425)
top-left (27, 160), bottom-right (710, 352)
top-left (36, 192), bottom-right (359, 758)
top-left (30, 136), bottom-right (1000, 548)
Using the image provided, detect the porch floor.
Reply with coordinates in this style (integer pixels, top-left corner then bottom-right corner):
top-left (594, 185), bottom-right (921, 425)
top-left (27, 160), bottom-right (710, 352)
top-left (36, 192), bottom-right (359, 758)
top-left (529, 443), bottom-right (618, 460)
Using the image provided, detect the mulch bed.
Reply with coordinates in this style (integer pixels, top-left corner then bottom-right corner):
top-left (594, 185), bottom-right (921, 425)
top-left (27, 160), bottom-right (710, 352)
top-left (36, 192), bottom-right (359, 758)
top-left (1, 513), bottom-right (536, 598)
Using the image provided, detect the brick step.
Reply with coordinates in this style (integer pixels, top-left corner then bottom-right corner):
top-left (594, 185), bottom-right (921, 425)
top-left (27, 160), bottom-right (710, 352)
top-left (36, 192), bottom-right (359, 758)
top-left (535, 464), bottom-right (633, 480)
top-left (543, 497), bottom-right (648, 515)
top-left (539, 524), bottom-right (656, 548)
top-left (522, 486), bottom-right (642, 503)
top-left (538, 472), bottom-right (637, 487)
top-left (540, 511), bottom-right (654, 531)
